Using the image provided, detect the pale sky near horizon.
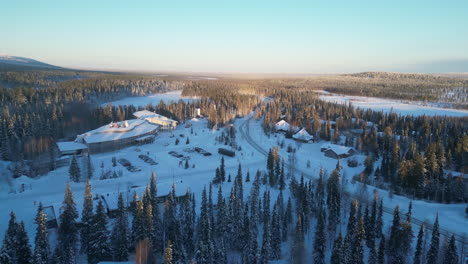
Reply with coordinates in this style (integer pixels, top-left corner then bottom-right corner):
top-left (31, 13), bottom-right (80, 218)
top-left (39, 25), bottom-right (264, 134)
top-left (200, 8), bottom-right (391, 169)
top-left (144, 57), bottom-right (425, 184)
top-left (1, 0), bottom-right (468, 73)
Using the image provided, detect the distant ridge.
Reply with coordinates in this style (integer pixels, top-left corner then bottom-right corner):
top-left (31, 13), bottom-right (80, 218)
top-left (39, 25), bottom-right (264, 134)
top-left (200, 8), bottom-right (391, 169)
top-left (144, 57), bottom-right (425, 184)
top-left (0, 55), bottom-right (63, 70)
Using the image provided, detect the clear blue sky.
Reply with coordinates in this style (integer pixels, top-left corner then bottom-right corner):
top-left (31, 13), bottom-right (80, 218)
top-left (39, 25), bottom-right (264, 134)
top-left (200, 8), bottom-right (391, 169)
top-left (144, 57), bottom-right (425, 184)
top-left (1, 0), bottom-right (468, 73)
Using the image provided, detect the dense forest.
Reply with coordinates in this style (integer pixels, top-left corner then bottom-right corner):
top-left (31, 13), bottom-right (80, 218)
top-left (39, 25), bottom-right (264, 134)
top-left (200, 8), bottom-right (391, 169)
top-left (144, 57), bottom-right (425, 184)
top-left (1, 164), bottom-right (463, 263)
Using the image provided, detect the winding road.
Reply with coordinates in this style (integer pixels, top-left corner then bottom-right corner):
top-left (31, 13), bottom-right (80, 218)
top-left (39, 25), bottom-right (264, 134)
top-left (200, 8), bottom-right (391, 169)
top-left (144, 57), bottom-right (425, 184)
top-left (238, 115), bottom-right (468, 250)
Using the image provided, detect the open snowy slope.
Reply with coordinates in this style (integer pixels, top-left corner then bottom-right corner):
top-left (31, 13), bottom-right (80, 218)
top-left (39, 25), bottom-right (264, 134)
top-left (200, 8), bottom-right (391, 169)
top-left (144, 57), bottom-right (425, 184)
top-left (319, 92), bottom-right (468, 117)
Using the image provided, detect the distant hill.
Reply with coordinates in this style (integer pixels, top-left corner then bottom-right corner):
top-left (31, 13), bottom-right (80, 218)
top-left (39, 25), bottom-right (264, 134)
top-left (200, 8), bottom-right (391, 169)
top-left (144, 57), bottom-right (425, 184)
top-left (0, 55), bottom-right (63, 70)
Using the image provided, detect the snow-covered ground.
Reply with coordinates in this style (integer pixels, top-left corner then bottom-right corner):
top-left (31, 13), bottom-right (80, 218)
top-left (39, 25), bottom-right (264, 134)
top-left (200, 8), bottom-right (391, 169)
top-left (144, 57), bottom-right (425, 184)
top-left (102, 90), bottom-right (200, 107)
top-left (319, 92), bottom-right (468, 117)
top-left (0, 111), bottom-right (466, 254)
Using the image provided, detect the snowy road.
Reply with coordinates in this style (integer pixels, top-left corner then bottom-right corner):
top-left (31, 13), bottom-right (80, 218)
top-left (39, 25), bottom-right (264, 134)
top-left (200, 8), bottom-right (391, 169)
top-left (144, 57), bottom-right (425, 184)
top-left (239, 114), bottom-right (468, 247)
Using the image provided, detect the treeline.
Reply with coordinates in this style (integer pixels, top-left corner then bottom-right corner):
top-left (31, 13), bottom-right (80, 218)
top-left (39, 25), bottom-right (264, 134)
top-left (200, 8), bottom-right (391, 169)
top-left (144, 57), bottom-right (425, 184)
top-left (258, 88), bottom-right (467, 203)
top-left (0, 74), bottom-right (184, 161)
top-left (1, 163), bottom-right (463, 263)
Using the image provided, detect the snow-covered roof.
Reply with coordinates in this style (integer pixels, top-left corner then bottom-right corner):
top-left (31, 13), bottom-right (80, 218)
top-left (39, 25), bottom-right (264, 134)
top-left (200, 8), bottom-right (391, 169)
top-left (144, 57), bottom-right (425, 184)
top-left (275, 120), bottom-right (290, 131)
top-left (77, 119), bottom-right (159, 144)
top-left (133, 110), bottom-right (177, 123)
top-left (320, 143), bottom-right (353, 155)
top-left (56, 141), bottom-right (88, 152)
top-left (293, 128), bottom-right (313, 141)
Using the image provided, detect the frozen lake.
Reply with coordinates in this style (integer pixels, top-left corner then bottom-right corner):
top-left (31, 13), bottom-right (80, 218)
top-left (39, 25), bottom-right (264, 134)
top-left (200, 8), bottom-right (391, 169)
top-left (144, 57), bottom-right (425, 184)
top-left (319, 92), bottom-right (468, 117)
top-left (103, 90), bottom-right (200, 107)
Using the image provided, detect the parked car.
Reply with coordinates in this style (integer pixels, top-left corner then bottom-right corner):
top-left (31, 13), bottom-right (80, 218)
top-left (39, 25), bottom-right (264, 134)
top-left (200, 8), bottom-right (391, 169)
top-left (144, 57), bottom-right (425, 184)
top-left (127, 166), bottom-right (141, 172)
top-left (118, 158), bottom-right (131, 167)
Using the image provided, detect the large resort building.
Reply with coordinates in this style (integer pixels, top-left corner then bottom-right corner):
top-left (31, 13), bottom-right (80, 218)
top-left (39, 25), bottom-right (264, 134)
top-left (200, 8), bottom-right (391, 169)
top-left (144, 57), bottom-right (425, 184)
top-left (56, 111), bottom-right (176, 156)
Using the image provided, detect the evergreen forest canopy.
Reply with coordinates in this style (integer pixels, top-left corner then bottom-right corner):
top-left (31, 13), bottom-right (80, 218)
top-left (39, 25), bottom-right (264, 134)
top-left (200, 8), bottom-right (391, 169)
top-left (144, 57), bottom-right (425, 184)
top-left (0, 67), bottom-right (467, 203)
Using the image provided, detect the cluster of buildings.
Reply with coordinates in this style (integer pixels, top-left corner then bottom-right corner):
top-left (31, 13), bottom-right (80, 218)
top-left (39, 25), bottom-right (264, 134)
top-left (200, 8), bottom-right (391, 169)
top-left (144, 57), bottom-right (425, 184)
top-left (274, 119), bottom-right (355, 159)
top-left (57, 111), bottom-right (177, 156)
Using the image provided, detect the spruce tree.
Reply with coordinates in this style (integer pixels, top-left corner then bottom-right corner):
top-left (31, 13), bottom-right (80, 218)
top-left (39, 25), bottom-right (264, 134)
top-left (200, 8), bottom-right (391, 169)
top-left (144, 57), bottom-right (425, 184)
top-left (111, 193), bottom-right (130, 261)
top-left (313, 209), bottom-right (326, 264)
top-left (413, 224), bottom-right (424, 264)
top-left (291, 215), bottom-right (304, 264)
top-left (326, 168), bottom-right (341, 232)
top-left (375, 199), bottom-right (383, 238)
top-left (149, 172), bottom-right (163, 253)
top-left (196, 187), bottom-right (215, 264)
top-left (0, 247), bottom-right (12, 264)
top-left (57, 183), bottom-right (79, 264)
top-left (352, 217), bottom-right (365, 264)
top-left (330, 233), bottom-right (343, 264)
top-left (220, 157), bottom-right (226, 182)
top-left (270, 206), bottom-right (281, 260)
top-left (88, 200), bottom-right (111, 264)
top-left (443, 235), bottom-right (458, 264)
top-left (388, 205), bottom-right (403, 264)
top-left (69, 155), bottom-right (81, 182)
top-left (2, 211), bottom-right (19, 263)
top-left (81, 179), bottom-right (93, 254)
top-left (369, 242), bottom-right (378, 264)
top-left (16, 221), bottom-right (32, 264)
top-left (426, 215), bottom-right (440, 264)
top-left (378, 236), bottom-right (386, 264)
top-left (33, 203), bottom-right (50, 264)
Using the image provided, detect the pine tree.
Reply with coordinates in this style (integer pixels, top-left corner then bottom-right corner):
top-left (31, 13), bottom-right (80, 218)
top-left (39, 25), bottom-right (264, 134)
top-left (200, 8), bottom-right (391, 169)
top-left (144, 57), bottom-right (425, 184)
top-left (33, 203), bottom-right (49, 264)
top-left (111, 193), bottom-right (130, 261)
top-left (327, 168), bottom-right (341, 232)
top-left (413, 224), bottom-right (424, 264)
top-left (375, 199), bottom-right (383, 238)
top-left (291, 215), bottom-right (304, 264)
top-left (220, 157), bottom-right (226, 182)
top-left (270, 206), bottom-right (282, 260)
top-left (164, 240), bottom-right (173, 264)
top-left (81, 179), bottom-right (93, 254)
top-left (2, 211), bottom-right (19, 263)
top-left (245, 170), bottom-right (250, 182)
top-left (313, 209), bottom-right (326, 264)
top-left (196, 187), bottom-right (214, 264)
top-left (57, 183), bottom-right (79, 264)
top-left (352, 217), bottom-right (365, 264)
top-left (443, 235), bottom-right (458, 264)
top-left (0, 247), bottom-right (12, 264)
top-left (426, 215), bottom-right (440, 264)
top-left (260, 215), bottom-right (272, 263)
top-left (388, 205), bottom-right (403, 264)
top-left (342, 200), bottom-right (358, 264)
top-left (149, 172), bottom-right (163, 253)
top-left (132, 199), bottom-right (145, 248)
top-left (88, 200), bottom-right (111, 263)
top-left (330, 233), bottom-right (343, 264)
top-left (16, 221), bottom-right (32, 264)
top-left (69, 155), bottom-right (81, 182)
top-left (378, 236), bottom-right (386, 264)
top-left (401, 202), bottom-right (414, 260)
top-left (369, 242), bottom-right (378, 264)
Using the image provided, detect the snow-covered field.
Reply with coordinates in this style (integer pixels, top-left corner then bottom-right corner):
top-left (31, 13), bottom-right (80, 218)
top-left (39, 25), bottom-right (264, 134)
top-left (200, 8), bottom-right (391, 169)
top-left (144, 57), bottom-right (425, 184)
top-left (102, 90), bottom-right (200, 107)
top-left (319, 92), bottom-right (468, 117)
top-left (1, 111), bottom-right (466, 257)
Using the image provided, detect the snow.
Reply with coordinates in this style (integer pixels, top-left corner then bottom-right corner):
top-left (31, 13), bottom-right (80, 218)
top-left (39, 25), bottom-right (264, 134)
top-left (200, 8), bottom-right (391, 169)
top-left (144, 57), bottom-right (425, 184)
top-left (292, 128), bottom-right (313, 141)
top-left (0, 111), bottom-right (466, 256)
top-left (102, 90), bottom-right (200, 107)
top-left (274, 120), bottom-right (290, 131)
top-left (320, 143), bottom-right (353, 155)
top-left (77, 119), bottom-right (159, 144)
top-left (320, 93), bottom-right (468, 117)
